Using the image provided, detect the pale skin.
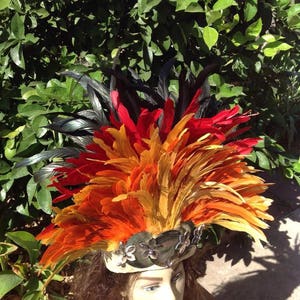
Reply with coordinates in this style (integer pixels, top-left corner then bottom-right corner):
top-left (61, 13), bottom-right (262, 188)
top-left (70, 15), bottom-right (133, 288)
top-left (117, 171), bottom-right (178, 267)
top-left (127, 263), bottom-right (185, 300)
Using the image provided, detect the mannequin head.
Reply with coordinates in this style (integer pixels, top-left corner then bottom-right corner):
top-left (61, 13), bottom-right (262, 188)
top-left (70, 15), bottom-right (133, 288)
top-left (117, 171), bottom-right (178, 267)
top-left (71, 251), bottom-right (205, 300)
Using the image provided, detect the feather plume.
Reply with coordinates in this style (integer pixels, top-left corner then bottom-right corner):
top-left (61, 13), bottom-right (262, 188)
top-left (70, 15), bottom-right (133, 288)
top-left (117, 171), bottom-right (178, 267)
top-left (20, 65), bottom-right (273, 269)
top-left (36, 91), bottom-right (273, 268)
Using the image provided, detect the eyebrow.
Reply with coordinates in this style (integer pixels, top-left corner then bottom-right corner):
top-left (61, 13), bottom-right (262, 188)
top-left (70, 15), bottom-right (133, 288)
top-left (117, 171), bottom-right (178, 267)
top-left (136, 277), bottom-right (163, 282)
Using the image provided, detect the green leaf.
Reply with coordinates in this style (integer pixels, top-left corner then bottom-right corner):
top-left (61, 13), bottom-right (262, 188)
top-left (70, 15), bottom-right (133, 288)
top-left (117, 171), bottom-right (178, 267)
top-left (245, 18), bottom-right (262, 39)
top-left (9, 0), bottom-right (23, 13)
top-left (208, 73), bottom-right (223, 87)
top-left (10, 13), bottom-right (25, 40)
top-left (190, 61), bottom-right (203, 76)
top-left (4, 139), bottom-right (16, 160)
top-left (26, 177), bottom-right (37, 205)
top-left (184, 2), bottom-right (204, 12)
top-left (256, 151), bottom-right (270, 170)
top-left (51, 273), bottom-right (65, 282)
top-left (169, 79), bottom-right (179, 96)
top-left (111, 48), bottom-right (119, 59)
top-left (277, 0), bottom-right (290, 8)
top-left (37, 186), bottom-right (52, 214)
top-left (18, 103), bottom-right (46, 117)
top-left (246, 151), bottom-right (257, 163)
top-left (138, 69), bottom-right (152, 81)
top-left (0, 271), bottom-right (23, 298)
top-left (287, 4), bottom-right (300, 18)
top-left (0, 179), bottom-right (14, 201)
top-left (21, 87), bottom-right (39, 100)
top-left (10, 166), bottom-right (29, 179)
top-left (212, 0), bottom-right (237, 11)
top-left (32, 115), bottom-right (48, 138)
top-left (293, 161), bottom-right (300, 173)
top-left (0, 0), bottom-right (10, 10)
top-left (218, 13), bottom-right (239, 32)
top-left (16, 203), bottom-right (31, 217)
top-left (255, 138), bottom-right (265, 148)
top-left (33, 8), bottom-right (50, 18)
top-left (0, 242), bottom-right (18, 256)
top-left (17, 127), bottom-right (37, 155)
top-left (23, 291), bottom-right (45, 300)
top-left (85, 54), bottom-right (97, 64)
top-left (0, 188), bottom-right (7, 202)
top-left (206, 10), bottom-right (222, 25)
top-left (244, 0), bottom-right (257, 22)
top-left (246, 41), bottom-right (260, 51)
top-left (287, 4), bottom-right (300, 29)
top-left (6, 231), bottom-right (40, 264)
top-left (231, 31), bottom-right (248, 46)
top-left (162, 36), bottom-right (171, 50)
top-left (23, 277), bottom-right (45, 299)
top-left (176, 0), bottom-right (199, 11)
top-left (10, 43), bottom-right (25, 69)
top-left (141, 25), bottom-right (152, 45)
top-left (2, 125), bottom-right (25, 139)
top-left (24, 33), bottom-right (39, 44)
top-left (216, 83), bottom-right (244, 99)
top-left (284, 168), bottom-right (294, 179)
top-left (263, 41), bottom-right (293, 58)
top-left (138, 0), bottom-right (162, 14)
top-left (278, 154), bottom-right (287, 166)
top-left (0, 160), bottom-right (11, 174)
top-left (150, 41), bottom-right (162, 55)
top-left (261, 34), bottom-right (280, 43)
top-left (294, 175), bottom-right (300, 186)
top-left (203, 26), bottom-right (219, 50)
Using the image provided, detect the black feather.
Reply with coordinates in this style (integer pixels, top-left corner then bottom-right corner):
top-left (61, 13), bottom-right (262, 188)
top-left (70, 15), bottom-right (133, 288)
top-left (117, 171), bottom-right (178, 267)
top-left (127, 68), bottom-right (159, 108)
top-left (68, 135), bottom-right (94, 148)
top-left (16, 148), bottom-right (81, 168)
top-left (175, 64), bottom-right (219, 122)
top-left (86, 85), bottom-right (110, 125)
top-left (60, 71), bottom-right (112, 113)
top-left (175, 69), bottom-right (189, 123)
top-left (193, 63), bottom-right (219, 95)
top-left (48, 117), bottom-right (97, 136)
top-left (33, 162), bottom-right (73, 182)
top-left (157, 58), bottom-right (176, 99)
top-left (17, 63), bottom-right (220, 184)
top-left (77, 109), bottom-right (103, 123)
top-left (109, 69), bottom-right (165, 108)
top-left (112, 70), bottom-right (141, 122)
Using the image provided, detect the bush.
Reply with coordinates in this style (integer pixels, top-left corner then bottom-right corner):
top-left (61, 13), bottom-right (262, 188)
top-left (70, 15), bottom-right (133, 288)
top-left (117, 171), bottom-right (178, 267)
top-left (0, 0), bottom-right (299, 297)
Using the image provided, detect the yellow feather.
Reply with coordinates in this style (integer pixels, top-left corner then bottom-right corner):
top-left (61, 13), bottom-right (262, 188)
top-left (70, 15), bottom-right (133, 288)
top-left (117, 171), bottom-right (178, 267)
top-left (214, 218), bottom-right (267, 243)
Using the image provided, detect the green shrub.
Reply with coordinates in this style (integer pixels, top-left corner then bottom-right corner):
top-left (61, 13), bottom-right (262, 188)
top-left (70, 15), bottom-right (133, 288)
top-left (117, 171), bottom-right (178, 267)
top-left (0, 0), bottom-right (299, 297)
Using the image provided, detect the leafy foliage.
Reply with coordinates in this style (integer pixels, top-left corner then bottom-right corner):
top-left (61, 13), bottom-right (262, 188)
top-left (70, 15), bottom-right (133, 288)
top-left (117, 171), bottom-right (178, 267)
top-left (0, 0), bottom-right (299, 298)
top-left (0, 231), bottom-right (65, 299)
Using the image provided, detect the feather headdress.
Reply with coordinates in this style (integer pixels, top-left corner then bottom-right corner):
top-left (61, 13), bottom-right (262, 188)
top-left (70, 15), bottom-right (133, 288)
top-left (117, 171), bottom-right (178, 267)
top-left (18, 63), bottom-right (273, 272)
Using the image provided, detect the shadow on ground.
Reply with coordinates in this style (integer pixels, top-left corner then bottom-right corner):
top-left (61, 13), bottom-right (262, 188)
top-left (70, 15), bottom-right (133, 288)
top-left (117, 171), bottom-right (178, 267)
top-left (200, 171), bottom-right (300, 300)
top-left (213, 217), bottom-right (300, 299)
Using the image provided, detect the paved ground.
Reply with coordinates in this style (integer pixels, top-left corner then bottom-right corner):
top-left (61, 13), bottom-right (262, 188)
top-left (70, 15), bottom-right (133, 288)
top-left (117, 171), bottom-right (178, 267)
top-left (198, 172), bottom-right (300, 300)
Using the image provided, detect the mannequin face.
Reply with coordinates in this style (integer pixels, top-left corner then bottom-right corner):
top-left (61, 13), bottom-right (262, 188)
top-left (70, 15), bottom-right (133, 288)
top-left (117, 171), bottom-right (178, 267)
top-left (128, 263), bottom-right (185, 300)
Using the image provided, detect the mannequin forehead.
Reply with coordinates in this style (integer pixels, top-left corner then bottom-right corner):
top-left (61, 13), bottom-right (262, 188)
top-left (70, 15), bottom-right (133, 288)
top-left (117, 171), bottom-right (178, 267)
top-left (136, 262), bottom-right (183, 279)
top-left (128, 262), bottom-right (185, 300)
